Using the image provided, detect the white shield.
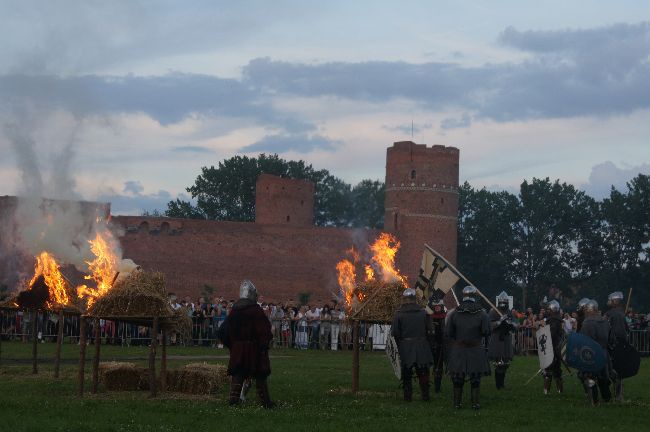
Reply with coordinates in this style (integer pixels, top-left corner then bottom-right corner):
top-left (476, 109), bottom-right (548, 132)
top-left (385, 335), bottom-right (402, 380)
top-left (536, 325), bottom-right (554, 370)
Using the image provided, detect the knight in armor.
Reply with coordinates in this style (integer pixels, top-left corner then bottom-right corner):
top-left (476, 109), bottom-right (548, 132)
top-left (391, 288), bottom-right (434, 402)
top-left (576, 297), bottom-right (590, 332)
top-left (488, 292), bottom-right (517, 390)
top-left (606, 291), bottom-right (629, 401)
top-left (220, 280), bottom-right (275, 408)
top-left (580, 300), bottom-right (613, 405)
top-left (543, 300), bottom-right (565, 394)
top-left (428, 299), bottom-right (447, 394)
top-left (445, 286), bottom-right (491, 410)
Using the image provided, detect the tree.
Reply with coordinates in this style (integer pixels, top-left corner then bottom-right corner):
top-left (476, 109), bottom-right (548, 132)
top-left (349, 180), bottom-right (385, 229)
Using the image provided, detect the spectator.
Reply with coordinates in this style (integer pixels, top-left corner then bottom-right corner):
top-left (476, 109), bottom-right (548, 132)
top-left (319, 305), bottom-right (332, 350)
top-left (306, 305), bottom-right (321, 348)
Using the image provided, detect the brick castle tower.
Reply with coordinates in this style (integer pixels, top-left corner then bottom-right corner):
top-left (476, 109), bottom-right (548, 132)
top-left (255, 174), bottom-right (315, 226)
top-left (384, 141), bottom-right (460, 284)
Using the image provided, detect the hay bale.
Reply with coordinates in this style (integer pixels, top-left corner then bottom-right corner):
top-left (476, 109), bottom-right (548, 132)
top-left (166, 363), bottom-right (228, 395)
top-left (88, 271), bottom-right (173, 318)
top-left (350, 280), bottom-right (404, 322)
top-left (99, 362), bottom-right (141, 391)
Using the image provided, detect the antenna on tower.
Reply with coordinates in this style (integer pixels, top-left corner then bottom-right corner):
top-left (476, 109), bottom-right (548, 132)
top-left (411, 120), bottom-right (414, 139)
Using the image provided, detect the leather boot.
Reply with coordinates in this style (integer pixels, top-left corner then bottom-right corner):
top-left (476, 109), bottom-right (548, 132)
top-left (556, 378), bottom-right (563, 394)
top-left (471, 386), bottom-right (480, 410)
top-left (418, 373), bottom-right (430, 402)
top-left (229, 376), bottom-right (244, 406)
top-left (256, 378), bottom-right (275, 409)
top-left (434, 374), bottom-right (442, 394)
top-left (543, 377), bottom-right (552, 395)
top-left (403, 379), bottom-right (413, 402)
top-left (495, 372), bottom-right (506, 390)
top-left (453, 385), bottom-right (463, 409)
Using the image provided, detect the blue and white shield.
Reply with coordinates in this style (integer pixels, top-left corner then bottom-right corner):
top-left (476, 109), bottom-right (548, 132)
top-left (565, 332), bottom-right (606, 373)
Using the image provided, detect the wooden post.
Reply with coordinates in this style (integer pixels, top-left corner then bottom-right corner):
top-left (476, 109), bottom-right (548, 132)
top-left (149, 317), bottom-right (159, 397)
top-left (160, 327), bottom-right (167, 392)
top-left (78, 317), bottom-right (87, 397)
top-left (31, 310), bottom-right (38, 375)
top-left (352, 320), bottom-right (360, 393)
top-left (54, 310), bottom-right (65, 378)
top-left (91, 318), bottom-right (101, 394)
top-left (625, 287), bottom-right (633, 313)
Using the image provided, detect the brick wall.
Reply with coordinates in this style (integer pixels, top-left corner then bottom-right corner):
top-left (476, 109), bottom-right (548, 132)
top-left (255, 174), bottom-right (314, 226)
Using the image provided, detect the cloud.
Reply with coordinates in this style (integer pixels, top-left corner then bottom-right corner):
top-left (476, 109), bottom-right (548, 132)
top-left (98, 181), bottom-right (182, 215)
top-left (171, 145), bottom-right (214, 154)
top-left (583, 161), bottom-right (650, 199)
top-left (240, 133), bottom-right (340, 153)
top-left (382, 122), bottom-right (433, 135)
top-left (440, 114), bottom-right (472, 130)
top-left (123, 180), bottom-right (144, 195)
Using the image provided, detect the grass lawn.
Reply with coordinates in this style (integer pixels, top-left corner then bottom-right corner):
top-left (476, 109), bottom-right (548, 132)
top-left (0, 340), bottom-right (648, 431)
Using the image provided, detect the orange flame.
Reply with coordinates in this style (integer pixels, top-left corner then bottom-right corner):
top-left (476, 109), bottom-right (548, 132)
top-left (336, 233), bottom-right (407, 308)
top-left (29, 252), bottom-right (70, 308)
top-left (77, 229), bottom-right (120, 307)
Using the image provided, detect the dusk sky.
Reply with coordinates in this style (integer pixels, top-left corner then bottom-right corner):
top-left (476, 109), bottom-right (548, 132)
top-left (1, 1), bottom-right (649, 214)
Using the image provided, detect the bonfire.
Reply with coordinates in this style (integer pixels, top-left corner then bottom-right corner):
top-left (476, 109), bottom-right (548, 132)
top-left (336, 233), bottom-right (408, 322)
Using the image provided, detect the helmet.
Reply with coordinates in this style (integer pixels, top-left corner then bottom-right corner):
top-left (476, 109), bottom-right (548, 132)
top-left (497, 292), bottom-right (509, 309)
top-left (239, 280), bottom-right (258, 301)
top-left (547, 300), bottom-right (560, 313)
top-left (462, 286), bottom-right (477, 302)
top-left (577, 298), bottom-right (590, 311)
top-left (584, 299), bottom-right (599, 313)
top-left (607, 291), bottom-right (624, 307)
top-left (403, 288), bottom-right (416, 298)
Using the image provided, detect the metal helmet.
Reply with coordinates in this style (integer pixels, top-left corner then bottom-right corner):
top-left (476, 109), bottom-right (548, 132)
top-left (497, 292), bottom-right (509, 309)
top-left (577, 297), bottom-right (590, 311)
top-left (607, 291), bottom-right (624, 307)
top-left (239, 280), bottom-right (258, 301)
top-left (547, 300), bottom-right (560, 313)
top-left (403, 288), bottom-right (416, 299)
top-left (584, 299), bottom-right (599, 313)
top-left (462, 286), bottom-right (477, 302)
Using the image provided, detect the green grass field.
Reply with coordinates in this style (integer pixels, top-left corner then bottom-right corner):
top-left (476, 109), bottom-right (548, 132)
top-left (0, 341), bottom-right (648, 431)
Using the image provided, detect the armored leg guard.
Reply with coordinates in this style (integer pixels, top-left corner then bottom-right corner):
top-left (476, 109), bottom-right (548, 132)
top-left (598, 378), bottom-right (611, 403)
top-left (229, 375), bottom-right (244, 406)
top-left (417, 368), bottom-right (430, 401)
top-left (614, 378), bottom-right (624, 402)
top-left (470, 384), bottom-right (480, 410)
top-left (255, 377), bottom-right (275, 409)
top-left (434, 373), bottom-right (442, 394)
top-left (402, 367), bottom-right (413, 402)
top-left (452, 375), bottom-right (464, 409)
top-left (543, 376), bottom-right (552, 395)
top-left (583, 378), bottom-right (598, 406)
top-left (556, 377), bottom-right (564, 394)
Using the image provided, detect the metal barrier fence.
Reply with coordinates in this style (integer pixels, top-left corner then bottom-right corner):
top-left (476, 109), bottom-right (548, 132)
top-left (1, 310), bottom-right (649, 356)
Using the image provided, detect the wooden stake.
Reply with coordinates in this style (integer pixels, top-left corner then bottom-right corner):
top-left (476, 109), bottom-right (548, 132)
top-left (31, 310), bottom-right (38, 375)
top-left (160, 328), bottom-right (167, 392)
top-left (149, 317), bottom-right (159, 397)
top-left (54, 310), bottom-right (65, 378)
top-left (78, 317), bottom-right (87, 397)
top-left (352, 320), bottom-right (360, 393)
top-left (91, 318), bottom-right (101, 394)
top-left (625, 287), bottom-right (633, 314)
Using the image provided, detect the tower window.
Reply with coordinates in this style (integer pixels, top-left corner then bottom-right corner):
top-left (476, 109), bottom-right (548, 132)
top-left (393, 213), bottom-right (398, 230)
top-left (440, 197), bottom-right (444, 204)
top-left (410, 170), bottom-right (416, 179)
top-left (286, 215), bottom-right (291, 222)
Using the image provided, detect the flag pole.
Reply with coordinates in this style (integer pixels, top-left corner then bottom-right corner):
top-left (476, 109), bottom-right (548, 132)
top-left (424, 244), bottom-right (502, 317)
top-left (625, 287), bottom-right (633, 314)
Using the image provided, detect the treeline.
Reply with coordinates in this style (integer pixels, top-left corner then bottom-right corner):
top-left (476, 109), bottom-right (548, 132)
top-left (160, 154), bottom-right (649, 310)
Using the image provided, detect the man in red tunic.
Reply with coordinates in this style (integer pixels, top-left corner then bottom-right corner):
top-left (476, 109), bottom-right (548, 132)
top-left (220, 280), bottom-right (274, 408)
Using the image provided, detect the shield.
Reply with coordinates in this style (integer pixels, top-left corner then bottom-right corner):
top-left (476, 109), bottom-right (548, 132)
top-left (385, 335), bottom-right (402, 380)
top-left (536, 325), bottom-right (554, 369)
top-left (416, 246), bottom-right (461, 313)
top-left (565, 332), bottom-right (606, 373)
top-left (611, 340), bottom-right (641, 378)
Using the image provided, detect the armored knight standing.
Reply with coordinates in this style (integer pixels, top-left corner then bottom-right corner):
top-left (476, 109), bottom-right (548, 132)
top-left (605, 291), bottom-right (629, 401)
top-left (580, 300), bottom-right (613, 405)
top-left (445, 286), bottom-right (491, 410)
top-left (543, 300), bottom-right (565, 394)
top-left (428, 299), bottom-right (447, 394)
top-left (487, 292), bottom-right (517, 390)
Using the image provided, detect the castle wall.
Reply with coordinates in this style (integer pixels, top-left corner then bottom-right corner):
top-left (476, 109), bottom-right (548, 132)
top-left (114, 216), bottom-right (377, 303)
top-left (255, 174), bottom-right (315, 226)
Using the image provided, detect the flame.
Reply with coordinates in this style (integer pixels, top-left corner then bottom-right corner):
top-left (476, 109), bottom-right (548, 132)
top-left (370, 233), bottom-right (407, 285)
top-left (77, 229), bottom-right (120, 307)
top-left (335, 233), bottom-right (407, 308)
top-left (29, 252), bottom-right (70, 308)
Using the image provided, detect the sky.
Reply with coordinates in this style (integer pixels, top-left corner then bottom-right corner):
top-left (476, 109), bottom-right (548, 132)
top-left (1, 0), bottom-right (649, 215)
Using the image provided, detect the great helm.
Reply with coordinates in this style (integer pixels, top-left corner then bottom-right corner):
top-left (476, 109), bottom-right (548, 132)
top-left (607, 291), bottom-right (624, 307)
top-left (403, 288), bottom-right (416, 299)
top-left (577, 298), bottom-right (590, 311)
top-left (239, 280), bottom-right (258, 301)
top-left (547, 300), bottom-right (560, 313)
top-left (497, 292), bottom-right (509, 309)
top-left (585, 299), bottom-right (599, 313)
top-left (462, 286), bottom-right (478, 302)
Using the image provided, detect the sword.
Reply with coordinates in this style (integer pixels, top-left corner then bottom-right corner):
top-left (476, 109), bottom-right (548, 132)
top-left (525, 368), bottom-right (543, 386)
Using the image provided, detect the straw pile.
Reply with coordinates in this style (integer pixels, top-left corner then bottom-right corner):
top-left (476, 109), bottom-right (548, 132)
top-left (349, 280), bottom-right (404, 322)
top-left (165, 363), bottom-right (228, 395)
top-left (88, 271), bottom-right (173, 319)
top-left (99, 362), bottom-right (142, 391)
